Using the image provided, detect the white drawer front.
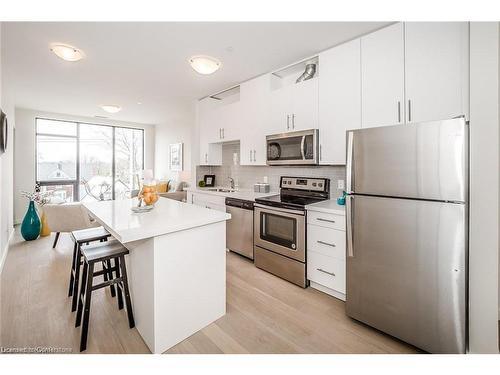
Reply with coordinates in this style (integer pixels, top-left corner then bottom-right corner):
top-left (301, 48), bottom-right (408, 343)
top-left (307, 211), bottom-right (345, 230)
top-left (307, 225), bottom-right (346, 260)
top-left (307, 252), bottom-right (345, 294)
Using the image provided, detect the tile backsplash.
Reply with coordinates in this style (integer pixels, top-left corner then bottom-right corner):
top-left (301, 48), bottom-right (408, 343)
top-left (196, 142), bottom-right (346, 198)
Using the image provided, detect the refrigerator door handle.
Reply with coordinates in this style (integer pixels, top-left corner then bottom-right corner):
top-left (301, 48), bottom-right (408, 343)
top-left (300, 135), bottom-right (306, 160)
top-left (346, 195), bottom-right (354, 257)
top-left (346, 131), bottom-right (354, 193)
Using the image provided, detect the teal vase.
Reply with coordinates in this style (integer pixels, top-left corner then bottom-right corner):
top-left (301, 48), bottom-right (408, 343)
top-left (21, 201), bottom-right (41, 241)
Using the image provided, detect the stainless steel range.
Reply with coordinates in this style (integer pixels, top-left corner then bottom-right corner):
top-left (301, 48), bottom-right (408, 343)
top-left (254, 176), bottom-right (330, 287)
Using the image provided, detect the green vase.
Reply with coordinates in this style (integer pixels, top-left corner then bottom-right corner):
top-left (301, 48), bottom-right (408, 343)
top-left (21, 201), bottom-right (41, 241)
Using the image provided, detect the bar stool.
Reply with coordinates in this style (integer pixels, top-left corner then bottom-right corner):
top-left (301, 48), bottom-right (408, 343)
top-left (75, 240), bottom-right (135, 352)
top-left (69, 227), bottom-right (113, 312)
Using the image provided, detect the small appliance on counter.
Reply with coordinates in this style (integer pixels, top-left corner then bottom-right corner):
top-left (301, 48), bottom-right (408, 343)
top-left (254, 183), bottom-right (270, 193)
top-left (254, 176), bottom-right (330, 287)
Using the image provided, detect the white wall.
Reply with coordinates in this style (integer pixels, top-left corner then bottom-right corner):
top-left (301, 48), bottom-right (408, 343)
top-left (469, 22), bottom-right (500, 353)
top-left (0, 22), bottom-right (15, 272)
top-left (13, 108), bottom-right (155, 224)
top-left (154, 102), bottom-right (195, 185)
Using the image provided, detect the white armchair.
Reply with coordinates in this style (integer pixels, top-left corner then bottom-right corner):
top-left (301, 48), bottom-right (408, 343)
top-left (43, 203), bottom-right (100, 248)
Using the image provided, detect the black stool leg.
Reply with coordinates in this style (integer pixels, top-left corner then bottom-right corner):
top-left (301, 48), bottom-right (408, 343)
top-left (52, 232), bottom-right (60, 248)
top-left (106, 259), bottom-right (116, 297)
top-left (80, 262), bottom-right (95, 352)
top-left (68, 242), bottom-right (78, 297)
top-left (119, 255), bottom-right (135, 328)
top-left (71, 245), bottom-right (82, 312)
top-left (75, 261), bottom-right (88, 327)
top-left (115, 257), bottom-right (124, 310)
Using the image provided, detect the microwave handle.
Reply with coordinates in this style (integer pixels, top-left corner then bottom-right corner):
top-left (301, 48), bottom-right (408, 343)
top-left (300, 136), bottom-right (306, 160)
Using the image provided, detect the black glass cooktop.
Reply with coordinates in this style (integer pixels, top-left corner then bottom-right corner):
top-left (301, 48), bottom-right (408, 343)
top-left (255, 194), bottom-right (326, 210)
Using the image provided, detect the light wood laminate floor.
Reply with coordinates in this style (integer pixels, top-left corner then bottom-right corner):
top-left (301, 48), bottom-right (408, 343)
top-left (0, 229), bottom-right (420, 354)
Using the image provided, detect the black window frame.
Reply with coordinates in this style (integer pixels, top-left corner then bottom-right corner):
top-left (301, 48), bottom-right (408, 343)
top-left (35, 117), bottom-right (145, 202)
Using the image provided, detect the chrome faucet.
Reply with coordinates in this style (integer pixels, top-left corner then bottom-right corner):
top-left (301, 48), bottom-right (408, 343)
top-left (228, 177), bottom-right (235, 190)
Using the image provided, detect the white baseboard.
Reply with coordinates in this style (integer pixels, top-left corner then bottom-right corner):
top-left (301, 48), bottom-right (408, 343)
top-left (0, 228), bottom-right (15, 275)
top-left (310, 281), bottom-right (346, 302)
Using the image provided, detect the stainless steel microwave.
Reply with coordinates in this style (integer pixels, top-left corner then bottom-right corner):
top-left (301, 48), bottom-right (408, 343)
top-left (266, 129), bottom-right (319, 166)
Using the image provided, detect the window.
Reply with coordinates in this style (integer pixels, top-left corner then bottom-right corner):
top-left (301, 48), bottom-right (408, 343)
top-left (36, 118), bottom-right (145, 202)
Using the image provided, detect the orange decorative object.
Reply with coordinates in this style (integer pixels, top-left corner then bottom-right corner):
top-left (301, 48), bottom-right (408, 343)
top-left (139, 184), bottom-right (159, 206)
top-left (40, 210), bottom-right (51, 237)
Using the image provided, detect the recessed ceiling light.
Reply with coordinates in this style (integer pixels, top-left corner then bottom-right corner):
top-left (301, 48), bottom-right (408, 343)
top-left (137, 102), bottom-right (142, 105)
top-left (50, 43), bottom-right (85, 62)
top-left (188, 55), bottom-right (222, 75)
top-left (100, 105), bottom-right (122, 114)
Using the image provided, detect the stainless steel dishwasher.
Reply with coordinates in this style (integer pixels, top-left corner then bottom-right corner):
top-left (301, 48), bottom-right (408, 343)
top-left (225, 197), bottom-right (254, 260)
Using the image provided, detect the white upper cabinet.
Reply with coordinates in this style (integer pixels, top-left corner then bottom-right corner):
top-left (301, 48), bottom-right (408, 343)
top-left (404, 22), bottom-right (469, 123)
top-left (361, 22), bottom-right (405, 128)
top-left (239, 75), bottom-right (270, 166)
top-left (269, 85), bottom-right (291, 134)
top-left (198, 97), bottom-right (223, 166)
top-left (290, 78), bottom-right (319, 131)
top-left (269, 76), bottom-right (319, 133)
top-left (318, 39), bottom-right (361, 165)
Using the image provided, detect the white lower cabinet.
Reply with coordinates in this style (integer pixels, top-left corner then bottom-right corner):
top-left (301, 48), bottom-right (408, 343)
top-left (307, 252), bottom-right (346, 298)
top-left (307, 210), bottom-right (346, 301)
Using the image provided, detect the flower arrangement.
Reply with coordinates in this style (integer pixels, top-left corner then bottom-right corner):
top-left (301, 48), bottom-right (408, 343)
top-left (21, 183), bottom-right (52, 206)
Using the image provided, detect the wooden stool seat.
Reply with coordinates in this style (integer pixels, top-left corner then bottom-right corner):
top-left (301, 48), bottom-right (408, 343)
top-left (68, 226), bottom-right (114, 313)
top-left (80, 240), bottom-right (128, 262)
top-left (76, 241), bottom-right (135, 352)
top-left (71, 226), bottom-right (111, 244)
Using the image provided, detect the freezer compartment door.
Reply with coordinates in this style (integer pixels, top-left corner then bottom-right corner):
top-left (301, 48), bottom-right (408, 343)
top-left (347, 117), bottom-right (467, 202)
top-left (345, 195), bottom-right (466, 353)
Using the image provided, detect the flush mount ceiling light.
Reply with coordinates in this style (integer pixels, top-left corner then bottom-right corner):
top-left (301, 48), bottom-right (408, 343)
top-left (188, 55), bottom-right (222, 75)
top-left (50, 43), bottom-right (85, 62)
top-left (100, 105), bottom-right (122, 114)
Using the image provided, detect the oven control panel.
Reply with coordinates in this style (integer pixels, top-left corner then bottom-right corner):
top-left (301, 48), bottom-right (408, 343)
top-left (280, 177), bottom-right (329, 192)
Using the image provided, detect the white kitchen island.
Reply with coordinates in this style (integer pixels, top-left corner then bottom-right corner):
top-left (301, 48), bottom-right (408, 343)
top-left (83, 197), bottom-right (231, 354)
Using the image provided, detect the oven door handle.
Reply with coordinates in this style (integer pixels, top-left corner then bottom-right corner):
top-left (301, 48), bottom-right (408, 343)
top-left (300, 135), bottom-right (306, 160)
top-left (254, 203), bottom-right (305, 216)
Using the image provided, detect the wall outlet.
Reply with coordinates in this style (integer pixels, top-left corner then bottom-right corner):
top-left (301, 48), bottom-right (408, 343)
top-left (337, 180), bottom-right (345, 190)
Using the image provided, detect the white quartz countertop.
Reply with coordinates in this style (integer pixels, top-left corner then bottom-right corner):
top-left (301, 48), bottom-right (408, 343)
top-left (84, 198), bottom-right (231, 243)
top-left (306, 199), bottom-right (346, 216)
top-left (185, 187), bottom-right (278, 202)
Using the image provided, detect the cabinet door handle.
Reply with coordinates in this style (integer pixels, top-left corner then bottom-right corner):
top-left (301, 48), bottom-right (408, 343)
top-left (249, 150), bottom-right (252, 162)
top-left (317, 240), bottom-right (336, 247)
top-left (317, 217), bottom-right (335, 223)
top-left (286, 114), bottom-right (290, 130)
top-left (254, 150), bottom-right (257, 162)
top-left (397, 101), bottom-right (401, 123)
top-left (292, 114), bottom-right (295, 129)
top-left (408, 100), bottom-right (412, 122)
top-left (317, 268), bottom-right (336, 277)
top-left (205, 153), bottom-right (208, 163)
top-left (319, 144), bottom-right (322, 161)
top-left (222, 128), bottom-right (225, 139)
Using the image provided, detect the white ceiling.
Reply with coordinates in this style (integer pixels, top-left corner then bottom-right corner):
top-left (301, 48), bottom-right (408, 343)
top-left (2, 22), bottom-right (390, 125)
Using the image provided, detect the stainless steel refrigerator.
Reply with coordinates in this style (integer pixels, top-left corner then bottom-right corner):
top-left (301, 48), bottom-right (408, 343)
top-left (345, 117), bottom-right (468, 354)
